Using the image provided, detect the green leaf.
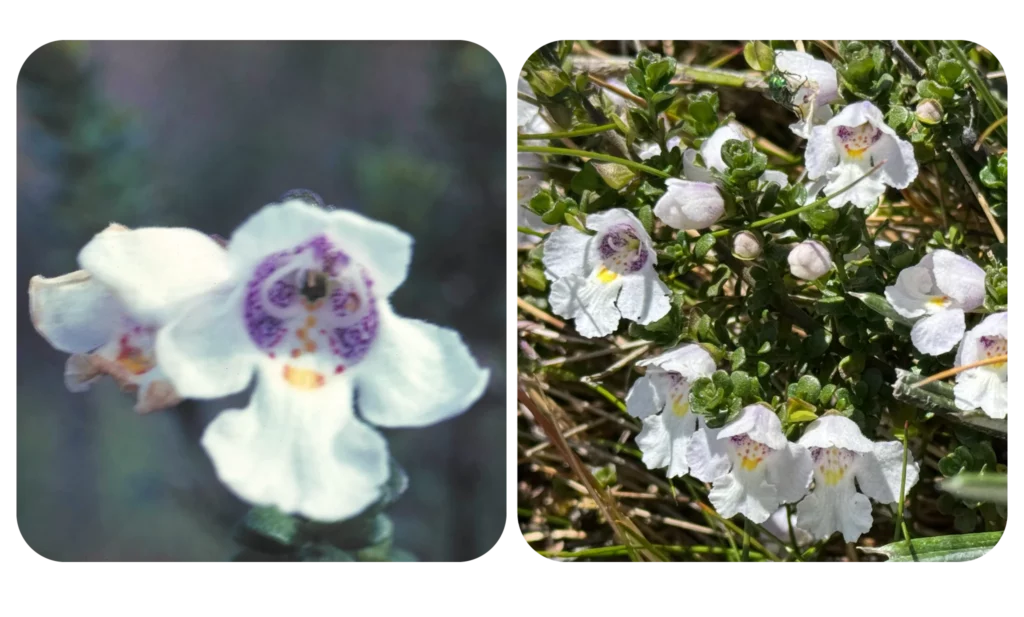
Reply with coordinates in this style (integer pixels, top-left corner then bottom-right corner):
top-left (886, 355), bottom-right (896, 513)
top-left (849, 292), bottom-right (915, 325)
top-left (593, 463), bottom-right (618, 488)
top-left (235, 506), bottom-right (302, 554)
top-left (593, 162), bottom-right (636, 190)
top-left (743, 41), bottom-right (775, 71)
top-left (786, 404), bottom-right (819, 424)
top-left (939, 473), bottom-right (1007, 505)
top-left (694, 233), bottom-right (716, 260)
top-left (860, 532), bottom-right (1002, 562)
top-left (793, 375), bottom-right (821, 402)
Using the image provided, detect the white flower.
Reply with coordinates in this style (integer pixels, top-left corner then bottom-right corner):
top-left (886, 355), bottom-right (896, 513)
top-left (732, 231), bottom-right (762, 260)
top-left (636, 136), bottom-right (682, 161)
top-left (805, 101), bottom-right (918, 210)
top-left (788, 240), bottom-right (832, 280)
top-left (542, 208), bottom-right (670, 338)
top-left (655, 124), bottom-right (788, 231)
top-left (953, 312), bottom-right (1008, 419)
top-left (78, 196), bottom-right (489, 521)
top-left (773, 51), bottom-right (841, 138)
top-left (687, 404), bottom-right (812, 523)
top-left (28, 223), bottom-right (196, 413)
top-left (884, 249), bottom-right (986, 355)
top-left (625, 344), bottom-right (717, 477)
top-left (517, 78), bottom-right (556, 246)
top-left (797, 415), bottom-right (919, 542)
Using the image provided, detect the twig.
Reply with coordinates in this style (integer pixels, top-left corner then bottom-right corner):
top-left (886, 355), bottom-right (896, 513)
top-left (517, 297), bottom-right (565, 329)
top-left (912, 354), bottom-right (1007, 388)
top-left (947, 147), bottom-right (1004, 242)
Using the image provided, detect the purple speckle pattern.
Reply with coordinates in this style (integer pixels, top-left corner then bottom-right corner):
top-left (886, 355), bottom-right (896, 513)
top-left (244, 250), bottom-right (293, 349)
top-left (243, 234), bottom-right (377, 365)
top-left (836, 126), bottom-right (852, 139)
top-left (597, 223), bottom-right (649, 273)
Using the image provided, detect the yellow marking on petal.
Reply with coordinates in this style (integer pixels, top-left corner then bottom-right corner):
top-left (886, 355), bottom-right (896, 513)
top-left (823, 468), bottom-right (846, 486)
top-left (740, 457), bottom-right (762, 471)
top-left (306, 315), bottom-right (317, 327)
top-left (844, 147), bottom-right (867, 159)
top-left (305, 340), bottom-right (318, 353)
top-left (596, 266), bottom-right (619, 284)
top-left (283, 365), bottom-right (325, 390)
top-left (671, 401), bottom-right (690, 417)
top-left (117, 354), bottom-right (154, 376)
top-left (928, 296), bottom-right (950, 307)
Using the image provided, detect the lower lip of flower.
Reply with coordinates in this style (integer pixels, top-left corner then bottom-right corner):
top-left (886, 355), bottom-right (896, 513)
top-left (730, 434), bottom-right (771, 471)
top-left (836, 123), bottom-right (883, 159)
top-left (596, 266), bottom-right (619, 284)
top-left (811, 446), bottom-right (856, 486)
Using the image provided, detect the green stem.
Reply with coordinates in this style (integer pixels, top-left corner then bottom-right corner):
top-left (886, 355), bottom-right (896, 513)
top-left (579, 377), bottom-right (628, 413)
top-left (518, 145), bottom-right (671, 178)
top-left (893, 421), bottom-right (911, 542)
top-left (786, 504), bottom-right (803, 561)
top-left (679, 66), bottom-right (749, 88)
top-left (711, 160), bottom-right (886, 238)
top-left (518, 123), bottom-right (618, 141)
top-left (517, 225), bottom-right (546, 238)
top-left (945, 41), bottom-right (1007, 142)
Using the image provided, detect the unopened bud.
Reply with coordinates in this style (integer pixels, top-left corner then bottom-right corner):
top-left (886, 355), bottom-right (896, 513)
top-left (788, 240), bottom-right (832, 280)
top-left (732, 231), bottom-right (763, 260)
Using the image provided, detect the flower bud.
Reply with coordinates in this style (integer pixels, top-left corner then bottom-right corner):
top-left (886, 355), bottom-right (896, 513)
top-left (654, 179), bottom-right (724, 230)
top-left (915, 99), bottom-right (943, 125)
top-left (788, 240), bottom-right (832, 280)
top-left (732, 231), bottom-right (762, 260)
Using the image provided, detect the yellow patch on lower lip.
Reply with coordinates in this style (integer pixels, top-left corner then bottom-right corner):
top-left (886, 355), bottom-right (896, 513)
top-left (823, 468), bottom-right (846, 486)
top-left (671, 401), bottom-right (689, 417)
top-left (283, 365), bottom-right (325, 390)
top-left (740, 457), bottom-right (762, 471)
top-left (928, 296), bottom-right (950, 307)
top-left (596, 266), bottom-right (619, 284)
top-left (845, 147), bottom-right (867, 159)
top-left (117, 354), bottom-right (154, 375)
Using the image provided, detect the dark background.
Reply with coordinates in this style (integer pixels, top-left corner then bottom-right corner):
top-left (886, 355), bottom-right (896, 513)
top-left (16, 41), bottom-right (505, 561)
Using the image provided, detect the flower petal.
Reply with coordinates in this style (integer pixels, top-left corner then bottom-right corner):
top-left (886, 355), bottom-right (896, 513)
top-left (638, 343), bottom-right (716, 382)
top-left (229, 200), bottom-right (413, 298)
top-left (29, 271), bottom-right (119, 353)
top-left (884, 265), bottom-right (934, 319)
top-left (823, 162), bottom-right (886, 209)
top-left (797, 481), bottom-right (873, 542)
top-left (654, 180), bottom-right (724, 230)
top-left (700, 124), bottom-right (747, 173)
top-left (954, 369), bottom-right (1007, 419)
top-left (930, 250), bottom-right (986, 310)
top-left (625, 375), bottom-right (661, 418)
top-left (855, 440), bottom-right (919, 504)
top-left (541, 225), bottom-right (596, 280)
top-left (686, 425), bottom-right (731, 482)
top-left (759, 169), bottom-right (790, 188)
top-left (155, 283), bottom-right (257, 399)
top-left (709, 471), bottom-right (778, 523)
top-left (682, 149), bottom-right (715, 183)
top-left (202, 367), bottom-right (389, 522)
top-left (636, 411), bottom-right (697, 478)
top-left (766, 442), bottom-right (814, 503)
top-left (616, 268), bottom-right (671, 325)
top-left (774, 51), bottom-right (840, 106)
top-left (798, 415), bottom-right (874, 453)
top-left (804, 126), bottom-right (838, 179)
top-left (956, 311), bottom-right (1008, 366)
top-left (719, 403), bottom-right (788, 449)
top-left (356, 305), bottom-right (488, 428)
top-left (79, 227), bottom-right (233, 325)
top-left (548, 274), bottom-right (622, 338)
top-left (871, 132), bottom-right (919, 190)
top-left (911, 308), bottom-right (965, 355)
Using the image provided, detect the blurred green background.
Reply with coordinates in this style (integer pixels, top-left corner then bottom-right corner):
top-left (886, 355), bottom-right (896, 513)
top-left (16, 41), bottom-right (506, 561)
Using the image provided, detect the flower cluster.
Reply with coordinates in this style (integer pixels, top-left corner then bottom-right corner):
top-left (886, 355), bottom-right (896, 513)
top-left (30, 192), bottom-right (489, 522)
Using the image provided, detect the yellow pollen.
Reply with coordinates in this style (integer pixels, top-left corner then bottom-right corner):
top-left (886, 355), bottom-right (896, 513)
top-left (596, 266), bottom-right (619, 284)
top-left (283, 365), bottom-right (325, 390)
top-left (740, 457), bottom-right (762, 471)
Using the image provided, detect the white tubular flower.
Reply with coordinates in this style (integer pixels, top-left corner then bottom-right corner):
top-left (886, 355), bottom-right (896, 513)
top-left (542, 209), bottom-right (670, 338)
top-left (28, 223), bottom-right (199, 413)
top-left (686, 404), bottom-right (812, 523)
top-left (797, 415), bottom-right (919, 542)
top-left (805, 101), bottom-right (918, 210)
top-left (774, 51), bottom-right (840, 138)
top-left (788, 240), bottom-right (832, 280)
top-left (78, 197), bottom-right (489, 522)
top-left (625, 344), bottom-right (717, 477)
top-left (954, 312), bottom-right (1008, 419)
top-left (884, 249), bottom-right (986, 355)
top-left (655, 124), bottom-right (787, 231)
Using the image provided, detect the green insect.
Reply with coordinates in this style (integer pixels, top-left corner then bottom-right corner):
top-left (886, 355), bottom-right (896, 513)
top-left (764, 67), bottom-right (807, 111)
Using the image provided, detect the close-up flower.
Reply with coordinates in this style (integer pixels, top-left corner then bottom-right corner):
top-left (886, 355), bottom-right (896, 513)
top-left (787, 239), bottom-right (832, 280)
top-left (28, 223), bottom-right (205, 413)
top-left (805, 100), bottom-right (919, 209)
top-left (773, 50), bottom-right (840, 138)
top-left (884, 249), bottom-right (987, 355)
top-left (686, 404), bottom-right (813, 523)
top-left (654, 124), bottom-right (788, 231)
top-left (77, 197), bottom-right (490, 522)
top-left (625, 344), bottom-right (717, 477)
top-left (542, 208), bottom-right (670, 338)
top-left (953, 312), bottom-right (1008, 419)
top-left (797, 415), bottom-right (920, 542)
